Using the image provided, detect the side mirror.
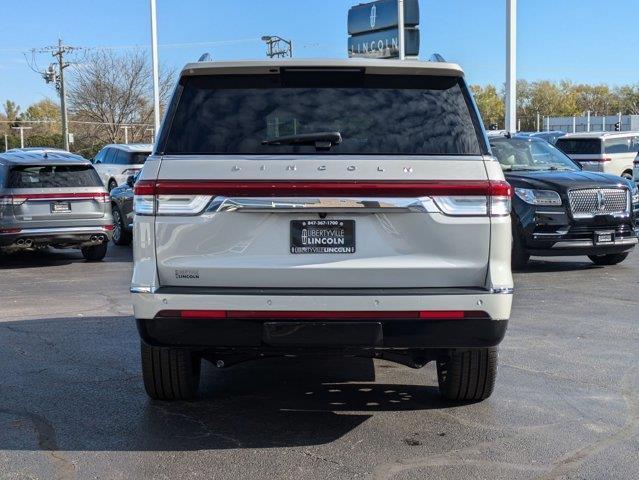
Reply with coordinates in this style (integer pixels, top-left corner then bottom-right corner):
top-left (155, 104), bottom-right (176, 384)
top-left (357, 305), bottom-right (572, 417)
top-left (126, 175), bottom-right (135, 187)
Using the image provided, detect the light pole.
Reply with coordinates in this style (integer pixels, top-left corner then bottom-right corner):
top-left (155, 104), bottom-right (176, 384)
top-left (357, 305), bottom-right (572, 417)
top-left (505, 0), bottom-right (517, 134)
top-left (261, 36), bottom-right (293, 58)
top-left (397, 0), bottom-right (405, 60)
top-left (149, 0), bottom-right (161, 135)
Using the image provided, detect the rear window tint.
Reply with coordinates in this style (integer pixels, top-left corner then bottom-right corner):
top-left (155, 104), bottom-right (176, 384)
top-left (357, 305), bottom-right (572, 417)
top-left (162, 73), bottom-right (486, 156)
top-left (130, 153), bottom-right (150, 165)
top-left (8, 165), bottom-right (102, 189)
top-left (556, 139), bottom-right (602, 155)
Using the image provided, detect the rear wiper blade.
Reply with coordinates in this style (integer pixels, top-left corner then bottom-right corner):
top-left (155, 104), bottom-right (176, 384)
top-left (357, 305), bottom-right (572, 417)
top-left (262, 131), bottom-right (342, 150)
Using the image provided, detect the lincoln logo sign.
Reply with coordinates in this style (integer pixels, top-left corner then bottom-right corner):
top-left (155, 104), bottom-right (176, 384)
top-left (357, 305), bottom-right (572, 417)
top-left (348, 0), bottom-right (420, 58)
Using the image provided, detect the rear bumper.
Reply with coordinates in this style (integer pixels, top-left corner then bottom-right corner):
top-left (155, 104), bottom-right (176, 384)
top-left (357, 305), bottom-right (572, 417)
top-left (132, 287), bottom-right (512, 350)
top-left (0, 225), bottom-right (113, 247)
top-left (136, 317), bottom-right (508, 350)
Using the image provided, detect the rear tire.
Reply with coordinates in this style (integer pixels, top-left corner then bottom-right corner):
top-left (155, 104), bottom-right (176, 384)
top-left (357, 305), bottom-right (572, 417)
top-left (621, 171), bottom-right (633, 181)
top-left (141, 342), bottom-right (201, 400)
top-left (111, 206), bottom-right (132, 246)
top-left (107, 179), bottom-right (117, 192)
top-left (437, 347), bottom-right (498, 402)
top-left (81, 242), bottom-right (108, 261)
top-left (588, 252), bottom-right (629, 265)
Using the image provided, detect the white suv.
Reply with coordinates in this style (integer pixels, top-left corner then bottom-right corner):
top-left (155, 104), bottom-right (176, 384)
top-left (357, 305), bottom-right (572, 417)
top-left (93, 143), bottom-right (152, 191)
top-left (556, 132), bottom-right (639, 180)
top-left (131, 59), bottom-right (513, 402)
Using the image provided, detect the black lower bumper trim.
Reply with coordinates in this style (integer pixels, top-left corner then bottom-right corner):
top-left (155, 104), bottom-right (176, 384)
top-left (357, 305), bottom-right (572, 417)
top-left (136, 318), bottom-right (508, 350)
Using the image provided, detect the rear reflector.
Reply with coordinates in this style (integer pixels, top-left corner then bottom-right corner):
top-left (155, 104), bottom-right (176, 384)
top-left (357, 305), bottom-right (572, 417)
top-left (156, 310), bottom-right (488, 320)
top-left (0, 228), bottom-right (21, 234)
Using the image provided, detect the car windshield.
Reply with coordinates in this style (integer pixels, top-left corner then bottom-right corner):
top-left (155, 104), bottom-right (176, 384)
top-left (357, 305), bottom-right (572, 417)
top-left (555, 138), bottom-right (602, 155)
top-left (161, 72), bottom-right (486, 156)
top-left (490, 138), bottom-right (580, 172)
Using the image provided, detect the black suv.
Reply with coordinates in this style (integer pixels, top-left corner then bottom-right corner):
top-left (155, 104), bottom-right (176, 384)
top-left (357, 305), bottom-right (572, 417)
top-left (490, 135), bottom-right (639, 268)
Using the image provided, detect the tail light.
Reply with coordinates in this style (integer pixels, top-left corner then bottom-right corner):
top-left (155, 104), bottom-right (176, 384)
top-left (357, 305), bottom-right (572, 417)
top-left (134, 180), bottom-right (512, 217)
top-left (0, 192), bottom-right (108, 205)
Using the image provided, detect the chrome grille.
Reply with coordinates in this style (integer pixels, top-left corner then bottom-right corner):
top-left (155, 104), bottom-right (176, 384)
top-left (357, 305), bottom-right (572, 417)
top-left (568, 188), bottom-right (629, 217)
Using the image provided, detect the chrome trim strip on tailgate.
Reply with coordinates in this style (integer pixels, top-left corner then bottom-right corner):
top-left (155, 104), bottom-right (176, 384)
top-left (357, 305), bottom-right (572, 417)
top-left (207, 196), bottom-right (440, 213)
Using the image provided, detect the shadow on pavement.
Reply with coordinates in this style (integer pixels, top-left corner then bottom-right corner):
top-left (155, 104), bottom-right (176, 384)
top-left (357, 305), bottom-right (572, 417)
top-left (0, 314), bottom-right (447, 452)
top-left (0, 244), bottom-right (131, 269)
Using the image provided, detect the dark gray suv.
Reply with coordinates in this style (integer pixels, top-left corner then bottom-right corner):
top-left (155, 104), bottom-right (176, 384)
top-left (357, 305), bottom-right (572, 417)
top-left (0, 150), bottom-right (113, 261)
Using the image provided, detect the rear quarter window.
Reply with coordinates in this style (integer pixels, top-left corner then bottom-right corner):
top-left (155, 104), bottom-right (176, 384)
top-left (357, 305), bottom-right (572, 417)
top-left (161, 73), bottom-right (486, 156)
top-left (556, 139), bottom-right (602, 155)
top-left (8, 165), bottom-right (102, 189)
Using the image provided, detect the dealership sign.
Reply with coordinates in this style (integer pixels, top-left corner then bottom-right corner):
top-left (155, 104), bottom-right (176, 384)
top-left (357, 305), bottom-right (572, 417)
top-left (347, 0), bottom-right (420, 58)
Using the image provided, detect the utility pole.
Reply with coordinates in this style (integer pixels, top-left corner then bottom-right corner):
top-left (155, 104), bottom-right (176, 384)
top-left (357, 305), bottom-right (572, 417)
top-left (35, 39), bottom-right (78, 151)
top-left (505, 0), bottom-right (517, 134)
top-left (261, 36), bottom-right (293, 58)
top-left (11, 126), bottom-right (33, 148)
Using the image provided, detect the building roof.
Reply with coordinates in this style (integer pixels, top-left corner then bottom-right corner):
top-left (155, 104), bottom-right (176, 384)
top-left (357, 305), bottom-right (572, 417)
top-left (0, 150), bottom-right (91, 166)
top-left (561, 131), bottom-right (639, 139)
top-left (181, 58), bottom-right (465, 78)
top-left (103, 143), bottom-right (154, 152)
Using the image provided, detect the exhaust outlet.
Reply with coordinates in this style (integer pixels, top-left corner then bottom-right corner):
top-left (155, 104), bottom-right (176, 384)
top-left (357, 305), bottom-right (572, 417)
top-left (24, 239), bottom-right (33, 248)
top-left (90, 235), bottom-right (98, 242)
top-left (16, 239), bottom-right (25, 246)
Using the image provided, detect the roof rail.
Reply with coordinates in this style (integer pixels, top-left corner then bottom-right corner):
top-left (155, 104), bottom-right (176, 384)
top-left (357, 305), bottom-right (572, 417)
top-left (198, 53), bottom-right (212, 62)
top-left (429, 53), bottom-right (447, 63)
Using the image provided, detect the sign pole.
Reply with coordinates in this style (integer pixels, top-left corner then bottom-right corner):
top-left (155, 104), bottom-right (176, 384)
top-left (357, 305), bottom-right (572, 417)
top-left (397, 0), bottom-right (405, 60)
top-left (505, 0), bottom-right (517, 134)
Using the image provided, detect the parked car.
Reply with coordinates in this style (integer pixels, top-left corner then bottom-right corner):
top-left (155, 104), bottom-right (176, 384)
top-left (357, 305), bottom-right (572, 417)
top-left (633, 151), bottom-right (639, 185)
top-left (0, 150), bottom-right (113, 261)
top-left (515, 131), bottom-right (565, 145)
top-left (131, 59), bottom-right (514, 402)
top-left (109, 173), bottom-right (137, 246)
top-left (556, 132), bottom-right (639, 180)
top-left (489, 135), bottom-right (638, 268)
top-left (92, 144), bottom-right (152, 191)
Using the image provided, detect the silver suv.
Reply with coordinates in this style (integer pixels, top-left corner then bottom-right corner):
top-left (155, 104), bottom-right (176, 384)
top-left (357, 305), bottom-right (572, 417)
top-left (131, 59), bottom-right (514, 402)
top-left (0, 150), bottom-right (112, 261)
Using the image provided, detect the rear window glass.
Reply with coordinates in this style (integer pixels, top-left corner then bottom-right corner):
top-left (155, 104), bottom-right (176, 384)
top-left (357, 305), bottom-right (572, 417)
top-left (162, 73), bottom-right (485, 156)
top-left (130, 153), bottom-right (150, 165)
top-left (556, 139), bottom-right (602, 155)
top-left (8, 165), bottom-right (102, 188)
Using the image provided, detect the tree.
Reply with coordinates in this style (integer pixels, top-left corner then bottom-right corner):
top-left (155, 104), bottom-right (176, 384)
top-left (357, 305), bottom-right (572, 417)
top-left (3, 100), bottom-right (21, 127)
top-left (68, 50), bottom-right (174, 150)
top-left (471, 85), bottom-right (504, 129)
top-left (23, 99), bottom-right (61, 135)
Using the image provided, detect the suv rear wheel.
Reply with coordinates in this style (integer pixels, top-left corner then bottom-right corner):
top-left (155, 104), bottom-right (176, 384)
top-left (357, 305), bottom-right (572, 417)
top-left (111, 206), bottom-right (131, 246)
top-left (141, 343), bottom-right (201, 400)
top-left (437, 347), bottom-right (497, 401)
top-left (588, 252), bottom-right (629, 265)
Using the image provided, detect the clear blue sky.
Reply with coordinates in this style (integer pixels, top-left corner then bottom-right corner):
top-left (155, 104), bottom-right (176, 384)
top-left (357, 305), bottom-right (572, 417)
top-left (1, 0), bottom-right (637, 109)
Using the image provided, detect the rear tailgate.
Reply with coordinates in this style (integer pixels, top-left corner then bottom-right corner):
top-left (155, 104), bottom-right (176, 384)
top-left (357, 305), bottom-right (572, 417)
top-left (151, 158), bottom-right (496, 289)
top-left (4, 164), bottom-right (108, 227)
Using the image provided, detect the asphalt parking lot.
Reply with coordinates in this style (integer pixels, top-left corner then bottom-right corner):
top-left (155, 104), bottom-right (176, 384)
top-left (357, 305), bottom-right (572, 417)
top-left (0, 246), bottom-right (637, 480)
